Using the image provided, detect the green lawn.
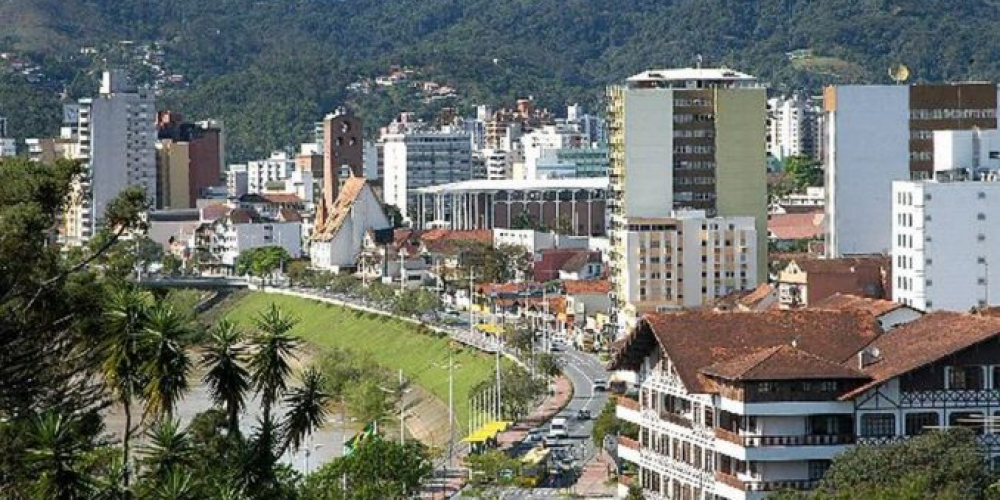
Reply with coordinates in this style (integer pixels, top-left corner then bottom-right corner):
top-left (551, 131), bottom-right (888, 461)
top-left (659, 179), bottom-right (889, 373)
top-left (215, 292), bottom-right (504, 433)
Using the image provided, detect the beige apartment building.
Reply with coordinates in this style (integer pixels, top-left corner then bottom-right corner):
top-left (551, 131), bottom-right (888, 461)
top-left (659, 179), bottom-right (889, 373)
top-left (607, 68), bottom-right (768, 330)
top-left (613, 211), bottom-right (758, 322)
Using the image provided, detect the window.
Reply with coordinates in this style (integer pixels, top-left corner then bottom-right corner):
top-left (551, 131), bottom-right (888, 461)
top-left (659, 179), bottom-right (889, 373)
top-left (905, 412), bottom-right (940, 435)
top-left (757, 382), bottom-right (774, 393)
top-left (860, 414), bottom-right (896, 437)
top-left (948, 366), bottom-right (985, 390)
top-left (808, 460), bottom-right (832, 481)
top-left (980, 213), bottom-right (988, 221)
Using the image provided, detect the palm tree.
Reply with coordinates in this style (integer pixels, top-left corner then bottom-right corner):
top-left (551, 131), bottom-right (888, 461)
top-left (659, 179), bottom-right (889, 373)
top-left (248, 304), bottom-right (299, 418)
top-left (26, 412), bottom-right (93, 500)
top-left (101, 286), bottom-right (152, 490)
top-left (138, 419), bottom-right (193, 483)
top-left (141, 303), bottom-right (192, 421)
top-left (281, 366), bottom-right (331, 453)
top-left (147, 468), bottom-right (195, 500)
top-left (200, 320), bottom-right (250, 434)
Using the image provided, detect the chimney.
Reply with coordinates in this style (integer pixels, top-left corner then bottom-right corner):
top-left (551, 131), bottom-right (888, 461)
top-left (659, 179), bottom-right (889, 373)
top-left (857, 347), bottom-right (881, 369)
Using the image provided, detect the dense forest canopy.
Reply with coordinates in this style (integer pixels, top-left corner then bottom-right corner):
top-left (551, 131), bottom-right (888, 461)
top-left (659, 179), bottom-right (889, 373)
top-left (2, 0), bottom-right (999, 160)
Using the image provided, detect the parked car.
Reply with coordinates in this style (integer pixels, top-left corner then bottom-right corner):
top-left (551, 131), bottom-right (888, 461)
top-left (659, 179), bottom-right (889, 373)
top-left (526, 428), bottom-right (544, 443)
top-left (576, 409), bottom-right (591, 420)
top-left (592, 379), bottom-right (608, 392)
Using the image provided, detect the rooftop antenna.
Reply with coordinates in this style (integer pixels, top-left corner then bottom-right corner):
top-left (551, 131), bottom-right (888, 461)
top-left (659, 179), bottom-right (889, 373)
top-left (889, 64), bottom-right (911, 84)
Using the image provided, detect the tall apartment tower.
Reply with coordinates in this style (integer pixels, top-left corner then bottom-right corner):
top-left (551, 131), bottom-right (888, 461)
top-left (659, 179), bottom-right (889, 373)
top-left (824, 83), bottom-right (998, 257)
top-left (322, 108), bottom-right (364, 209)
top-left (607, 68), bottom-right (768, 329)
top-left (63, 70), bottom-right (156, 245)
top-left (155, 111), bottom-right (224, 209)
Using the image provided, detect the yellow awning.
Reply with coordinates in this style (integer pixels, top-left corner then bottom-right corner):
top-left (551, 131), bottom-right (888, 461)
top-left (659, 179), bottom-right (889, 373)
top-left (475, 323), bottom-right (503, 335)
top-left (461, 420), bottom-right (513, 442)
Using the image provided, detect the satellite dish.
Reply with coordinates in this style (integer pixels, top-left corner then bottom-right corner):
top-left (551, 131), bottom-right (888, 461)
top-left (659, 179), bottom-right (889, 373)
top-left (889, 64), bottom-right (911, 84)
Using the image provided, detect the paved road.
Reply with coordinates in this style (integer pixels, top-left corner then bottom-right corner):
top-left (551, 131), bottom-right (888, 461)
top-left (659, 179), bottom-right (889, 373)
top-left (455, 338), bottom-right (611, 499)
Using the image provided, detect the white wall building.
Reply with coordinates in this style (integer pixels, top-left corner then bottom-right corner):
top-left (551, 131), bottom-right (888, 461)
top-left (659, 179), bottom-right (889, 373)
top-left (612, 210), bottom-right (758, 328)
top-left (381, 118), bottom-right (472, 220)
top-left (767, 94), bottom-right (820, 161)
top-left (198, 208), bottom-right (302, 268)
top-left (63, 70), bottom-right (157, 246)
top-left (227, 164), bottom-right (249, 198)
top-left (0, 115), bottom-right (14, 157)
top-left (893, 178), bottom-right (1000, 311)
top-left (311, 177), bottom-right (391, 272)
top-left (520, 124), bottom-right (583, 180)
top-left (610, 310), bottom-right (999, 500)
top-left (247, 151), bottom-right (296, 195)
top-left (492, 228), bottom-right (589, 255)
top-left (824, 85), bottom-right (910, 258)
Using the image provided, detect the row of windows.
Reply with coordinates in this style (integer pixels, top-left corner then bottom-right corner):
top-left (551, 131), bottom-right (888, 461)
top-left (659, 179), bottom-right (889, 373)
top-left (674, 145), bottom-right (714, 154)
top-left (861, 410), bottom-right (997, 438)
top-left (673, 129), bottom-right (715, 138)
top-left (673, 113), bottom-right (714, 124)
top-left (674, 98), bottom-right (712, 107)
top-left (910, 108), bottom-right (997, 120)
top-left (674, 160), bottom-right (716, 171)
top-left (674, 177), bottom-right (714, 186)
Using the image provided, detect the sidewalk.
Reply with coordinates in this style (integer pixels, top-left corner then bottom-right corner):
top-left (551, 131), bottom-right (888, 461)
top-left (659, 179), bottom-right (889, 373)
top-left (420, 375), bottom-right (574, 499)
top-left (574, 449), bottom-right (618, 497)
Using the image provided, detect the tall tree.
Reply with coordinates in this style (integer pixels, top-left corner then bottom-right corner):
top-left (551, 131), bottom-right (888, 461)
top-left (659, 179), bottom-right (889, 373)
top-left (200, 320), bottom-right (251, 434)
top-left (248, 304), bottom-right (300, 418)
top-left (138, 419), bottom-right (194, 486)
top-left (300, 438), bottom-right (432, 500)
top-left (100, 287), bottom-right (153, 491)
top-left (25, 412), bottom-right (94, 500)
top-left (281, 367), bottom-right (331, 453)
top-left (140, 304), bottom-right (192, 420)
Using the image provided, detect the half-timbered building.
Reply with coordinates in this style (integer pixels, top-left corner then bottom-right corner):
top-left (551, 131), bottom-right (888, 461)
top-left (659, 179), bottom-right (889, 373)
top-left (609, 310), bottom-right (1000, 500)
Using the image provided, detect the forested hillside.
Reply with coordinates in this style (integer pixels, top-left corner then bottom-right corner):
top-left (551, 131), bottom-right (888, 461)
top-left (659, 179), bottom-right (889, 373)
top-left (2, 0), bottom-right (1000, 160)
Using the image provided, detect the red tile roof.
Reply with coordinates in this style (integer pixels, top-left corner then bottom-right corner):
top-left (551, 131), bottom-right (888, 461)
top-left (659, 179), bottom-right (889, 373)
top-left (564, 280), bottom-right (611, 295)
top-left (793, 255), bottom-right (888, 275)
top-left (609, 310), bottom-right (882, 393)
top-left (841, 312), bottom-right (1000, 399)
top-left (812, 293), bottom-right (907, 317)
top-left (261, 193), bottom-right (304, 204)
top-left (702, 344), bottom-right (869, 381)
top-left (768, 212), bottom-right (824, 240)
top-left (201, 203), bottom-right (230, 222)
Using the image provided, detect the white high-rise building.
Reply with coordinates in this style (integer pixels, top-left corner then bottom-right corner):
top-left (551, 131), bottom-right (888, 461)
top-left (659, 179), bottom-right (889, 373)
top-left (246, 151), bottom-right (295, 194)
top-left (520, 124), bottom-right (583, 180)
top-left (63, 70), bottom-right (156, 246)
top-left (824, 83), bottom-right (999, 257)
top-left (767, 93), bottom-right (820, 161)
top-left (227, 164), bottom-right (249, 198)
top-left (380, 116), bottom-right (472, 220)
top-left (0, 115), bottom-right (15, 157)
top-left (892, 128), bottom-right (1000, 312)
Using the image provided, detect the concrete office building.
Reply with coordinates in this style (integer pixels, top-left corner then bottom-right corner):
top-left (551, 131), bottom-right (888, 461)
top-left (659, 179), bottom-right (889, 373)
top-left (414, 177), bottom-right (607, 236)
top-left (892, 128), bottom-right (1000, 311)
top-left (825, 83), bottom-right (998, 257)
top-left (607, 68), bottom-right (768, 328)
top-left (63, 70), bottom-right (156, 246)
top-left (381, 115), bottom-right (473, 220)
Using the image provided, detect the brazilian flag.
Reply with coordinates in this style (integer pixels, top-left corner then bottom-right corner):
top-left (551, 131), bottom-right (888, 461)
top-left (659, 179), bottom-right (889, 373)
top-left (343, 421), bottom-right (378, 456)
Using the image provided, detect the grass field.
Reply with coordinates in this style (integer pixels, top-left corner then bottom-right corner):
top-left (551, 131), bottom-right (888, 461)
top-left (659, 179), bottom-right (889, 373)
top-left (212, 291), bottom-right (505, 433)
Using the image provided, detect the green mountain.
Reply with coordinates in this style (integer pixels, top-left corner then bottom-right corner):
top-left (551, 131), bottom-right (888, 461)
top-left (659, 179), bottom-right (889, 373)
top-left (2, 0), bottom-right (1000, 161)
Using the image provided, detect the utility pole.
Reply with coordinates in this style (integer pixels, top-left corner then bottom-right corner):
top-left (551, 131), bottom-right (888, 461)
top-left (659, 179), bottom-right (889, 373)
top-left (448, 351), bottom-right (454, 463)
top-left (468, 269), bottom-right (476, 339)
top-left (398, 248), bottom-right (408, 293)
top-left (399, 369), bottom-right (405, 444)
top-left (495, 336), bottom-right (502, 421)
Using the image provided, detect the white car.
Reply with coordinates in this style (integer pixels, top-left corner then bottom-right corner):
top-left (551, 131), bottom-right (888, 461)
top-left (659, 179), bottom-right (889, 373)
top-left (549, 417), bottom-right (569, 439)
